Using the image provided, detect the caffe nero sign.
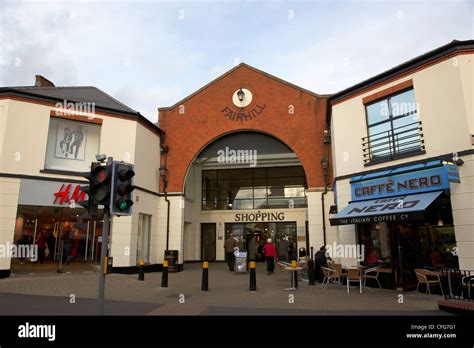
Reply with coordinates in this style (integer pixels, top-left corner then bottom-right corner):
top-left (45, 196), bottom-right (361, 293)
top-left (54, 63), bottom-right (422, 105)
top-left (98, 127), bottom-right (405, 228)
top-left (329, 164), bottom-right (461, 226)
top-left (350, 164), bottom-right (460, 202)
top-left (330, 191), bottom-right (442, 225)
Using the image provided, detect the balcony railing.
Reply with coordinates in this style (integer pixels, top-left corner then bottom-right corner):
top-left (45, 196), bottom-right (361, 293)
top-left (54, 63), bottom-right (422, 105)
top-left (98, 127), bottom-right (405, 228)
top-left (362, 121), bottom-right (425, 164)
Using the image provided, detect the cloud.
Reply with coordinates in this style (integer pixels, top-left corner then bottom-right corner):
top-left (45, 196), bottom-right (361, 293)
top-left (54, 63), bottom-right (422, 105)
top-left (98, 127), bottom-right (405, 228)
top-left (264, 1), bottom-right (473, 94)
top-left (0, 0), bottom-right (472, 121)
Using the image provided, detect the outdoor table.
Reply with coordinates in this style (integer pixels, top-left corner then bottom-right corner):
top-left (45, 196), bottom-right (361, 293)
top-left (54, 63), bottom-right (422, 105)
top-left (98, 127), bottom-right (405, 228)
top-left (284, 266), bottom-right (303, 291)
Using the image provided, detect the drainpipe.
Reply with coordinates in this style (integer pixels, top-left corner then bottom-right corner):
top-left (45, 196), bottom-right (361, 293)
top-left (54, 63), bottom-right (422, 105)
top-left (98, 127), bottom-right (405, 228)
top-left (321, 123), bottom-right (332, 247)
top-left (321, 187), bottom-right (327, 246)
top-left (160, 135), bottom-right (170, 251)
top-left (164, 183), bottom-right (170, 251)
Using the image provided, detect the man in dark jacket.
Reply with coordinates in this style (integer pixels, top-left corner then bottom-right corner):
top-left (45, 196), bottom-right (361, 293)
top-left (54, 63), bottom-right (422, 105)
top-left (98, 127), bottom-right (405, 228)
top-left (224, 233), bottom-right (237, 271)
top-left (314, 246), bottom-right (328, 283)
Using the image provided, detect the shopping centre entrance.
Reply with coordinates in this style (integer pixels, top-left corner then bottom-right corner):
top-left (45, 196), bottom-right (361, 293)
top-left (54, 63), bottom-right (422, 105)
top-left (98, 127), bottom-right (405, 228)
top-left (200, 222), bottom-right (297, 263)
top-left (224, 222), bottom-right (297, 262)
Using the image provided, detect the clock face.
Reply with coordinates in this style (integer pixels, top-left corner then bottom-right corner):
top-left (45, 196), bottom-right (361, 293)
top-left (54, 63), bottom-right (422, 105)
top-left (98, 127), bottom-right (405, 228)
top-left (232, 88), bottom-right (253, 108)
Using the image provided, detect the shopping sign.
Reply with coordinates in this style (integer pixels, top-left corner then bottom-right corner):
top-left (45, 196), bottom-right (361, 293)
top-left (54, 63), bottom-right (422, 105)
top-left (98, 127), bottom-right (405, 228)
top-left (53, 183), bottom-right (86, 205)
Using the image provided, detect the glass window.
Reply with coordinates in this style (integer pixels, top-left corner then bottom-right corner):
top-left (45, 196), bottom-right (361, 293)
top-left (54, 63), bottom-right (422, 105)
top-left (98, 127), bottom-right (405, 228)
top-left (365, 88), bottom-right (422, 163)
top-left (358, 223), bottom-right (392, 267)
top-left (202, 167), bottom-right (307, 210)
top-left (137, 214), bottom-right (151, 263)
top-left (367, 100), bottom-right (389, 125)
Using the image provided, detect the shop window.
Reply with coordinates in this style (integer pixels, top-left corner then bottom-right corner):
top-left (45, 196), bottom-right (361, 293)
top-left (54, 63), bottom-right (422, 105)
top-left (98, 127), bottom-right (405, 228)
top-left (418, 225), bottom-right (458, 269)
top-left (137, 214), bottom-right (151, 263)
top-left (358, 223), bottom-right (393, 267)
top-left (201, 166), bottom-right (307, 210)
top-left (363, 88), bottom-right (424, 165)
top-left (44, 118), bottom-right (101, 172)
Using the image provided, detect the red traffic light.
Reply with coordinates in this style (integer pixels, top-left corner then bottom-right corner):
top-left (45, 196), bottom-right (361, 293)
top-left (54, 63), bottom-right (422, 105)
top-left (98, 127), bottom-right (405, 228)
top-left (118, 168), bottom-right (135, 181)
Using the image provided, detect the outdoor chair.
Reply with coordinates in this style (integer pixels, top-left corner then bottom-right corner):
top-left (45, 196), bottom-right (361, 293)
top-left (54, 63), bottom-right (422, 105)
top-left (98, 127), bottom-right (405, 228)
top-left (297, 257), bottom-right (309, 281)
top-left (332, 263), bottom-right (346, 284)
top-left (346, 268), bottom-right (362, 293)
top-left (461, 274), bottom-right (474, 300)
top-left (363, 267), bottom-right (382, 289)
top-left (415, 269), bottom-right (444, 296)
top-left (321, 266), bottom-right (339, 289)
top-left (277, 261), bottom-right (289, 272)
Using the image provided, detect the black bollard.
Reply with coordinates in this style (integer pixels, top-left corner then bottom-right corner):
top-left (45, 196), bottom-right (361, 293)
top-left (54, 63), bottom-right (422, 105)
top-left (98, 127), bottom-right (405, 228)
top-left (161, 260), bottom-right (168, 288)
top-left (201, 261), bottom-right (209, 291)
top-left (307, 257), bottom-right (316, 285)
top-left (291, 260), bottom-right (298, 289)
top-left (249, 261), bottom-right (257, 291)
top-left (138, 259), bottom-right (145, 281)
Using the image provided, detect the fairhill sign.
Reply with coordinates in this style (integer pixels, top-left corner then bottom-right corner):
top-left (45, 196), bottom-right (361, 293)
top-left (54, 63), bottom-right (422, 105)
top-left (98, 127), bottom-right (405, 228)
top-left (221, 104), bottom-right (266, 122)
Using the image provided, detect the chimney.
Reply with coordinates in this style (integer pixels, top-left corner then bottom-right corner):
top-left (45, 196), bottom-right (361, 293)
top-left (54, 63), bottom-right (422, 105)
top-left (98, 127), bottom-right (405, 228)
top-left (35, 75), bottom-right (55, 87)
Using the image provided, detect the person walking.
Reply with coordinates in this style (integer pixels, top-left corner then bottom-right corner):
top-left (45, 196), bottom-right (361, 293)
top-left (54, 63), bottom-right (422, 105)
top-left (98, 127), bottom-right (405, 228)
top-left (287, 242), bottom-right (296, 261)
top-left (263, 238), bottom-right (278, 275)
top-left (224, 233), bottom-right (237, 271)
top-left (35, 231), bottom-right (47, 264)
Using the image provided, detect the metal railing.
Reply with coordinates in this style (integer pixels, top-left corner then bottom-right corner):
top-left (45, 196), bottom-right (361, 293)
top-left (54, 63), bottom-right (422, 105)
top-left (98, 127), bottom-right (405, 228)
top-left (441, 268), bottom-right (474, 301)
top-left (362, 121), bottom-right (425, 164)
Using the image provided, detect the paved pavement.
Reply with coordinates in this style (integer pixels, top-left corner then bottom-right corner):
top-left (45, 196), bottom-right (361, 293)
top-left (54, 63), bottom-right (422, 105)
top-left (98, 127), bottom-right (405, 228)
top-left (0, 263), bottom-right (447, 315)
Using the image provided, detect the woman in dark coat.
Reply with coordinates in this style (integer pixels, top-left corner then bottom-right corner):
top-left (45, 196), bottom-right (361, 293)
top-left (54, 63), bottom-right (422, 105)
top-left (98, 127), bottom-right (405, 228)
top-left (314, 246), bottom-right (328, 283)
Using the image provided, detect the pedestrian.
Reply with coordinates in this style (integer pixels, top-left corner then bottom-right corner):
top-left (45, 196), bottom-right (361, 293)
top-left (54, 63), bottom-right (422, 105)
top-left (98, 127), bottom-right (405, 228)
top-left (287, 242), bottom-right (296, 261)
top-left (248, 235), bottom-right (258, 261)
top-left (314, 245), bottom-right (328, 283)
top-left (263, 238), bottom-right (278, 275)
top-left (35, 231), bottom-right (47, 264)
top-left (224, 233), bottom-right (237, 271)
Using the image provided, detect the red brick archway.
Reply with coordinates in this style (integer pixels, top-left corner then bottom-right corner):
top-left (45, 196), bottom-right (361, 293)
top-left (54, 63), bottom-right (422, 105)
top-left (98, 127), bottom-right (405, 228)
top-left (158, 63), bottom-right (329, 193)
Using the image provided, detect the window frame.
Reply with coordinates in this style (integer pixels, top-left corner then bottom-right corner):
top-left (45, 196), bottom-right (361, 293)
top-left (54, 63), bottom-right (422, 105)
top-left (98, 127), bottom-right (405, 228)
top-left (201, 166), bottom-right (307, 211)
top-left (364, 87), bottom-right (424, 166)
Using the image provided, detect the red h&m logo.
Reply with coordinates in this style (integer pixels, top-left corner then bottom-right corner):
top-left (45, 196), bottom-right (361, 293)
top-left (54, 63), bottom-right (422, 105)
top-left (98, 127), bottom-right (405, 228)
top-left (53, 184), bottom-right (86, 205)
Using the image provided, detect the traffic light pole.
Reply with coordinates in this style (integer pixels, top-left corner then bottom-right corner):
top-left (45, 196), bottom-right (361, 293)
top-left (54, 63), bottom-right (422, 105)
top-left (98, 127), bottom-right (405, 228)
top-left (98, 206), bottom-right (110, 315)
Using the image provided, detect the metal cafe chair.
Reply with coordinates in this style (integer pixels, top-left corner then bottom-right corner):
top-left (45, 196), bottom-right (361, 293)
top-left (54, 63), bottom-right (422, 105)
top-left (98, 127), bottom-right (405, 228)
top-left (363, 267), bottom-right (382, 289)
top-left (321, 266), bottom-right (339, 289)
top-left (461, 274), bottom-right (474, 300)
top-left (346, 268), bottom-right (362, 294)
top-left (332, 263), bottom-right (347, 284)
top-left (415, 269), bottom-right (444, 296)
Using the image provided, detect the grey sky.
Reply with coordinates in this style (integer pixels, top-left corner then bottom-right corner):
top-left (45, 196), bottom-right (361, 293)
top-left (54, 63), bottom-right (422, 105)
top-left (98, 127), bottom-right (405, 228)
top-left (1, 0), bottom-right (472, 122)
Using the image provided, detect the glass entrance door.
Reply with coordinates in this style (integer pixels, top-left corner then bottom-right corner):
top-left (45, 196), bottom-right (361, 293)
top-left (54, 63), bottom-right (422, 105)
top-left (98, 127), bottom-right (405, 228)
top-left (224, 222), bottom-right (297, 262)
top-left (201, 223), bottom-right (216, 262)
top-left (390, 223), bottom-right (421, 291)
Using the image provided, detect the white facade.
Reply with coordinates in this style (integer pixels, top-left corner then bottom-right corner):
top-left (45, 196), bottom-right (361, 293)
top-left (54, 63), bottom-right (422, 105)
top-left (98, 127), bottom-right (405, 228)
top-left (330, 50), bottom-right (474, 270)
top-left (0, 95), bottom-right (163, 274)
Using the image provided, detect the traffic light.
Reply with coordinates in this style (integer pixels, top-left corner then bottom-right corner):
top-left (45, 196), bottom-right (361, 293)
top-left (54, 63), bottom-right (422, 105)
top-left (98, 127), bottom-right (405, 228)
top-left (89, 162), bottom-right (113, 205)
top-left (78, 161), bottom-right (113, 217)
top-left (110, 161), bottom-right (135, 216)
top-left (78, 162), bottom-right (99, 217)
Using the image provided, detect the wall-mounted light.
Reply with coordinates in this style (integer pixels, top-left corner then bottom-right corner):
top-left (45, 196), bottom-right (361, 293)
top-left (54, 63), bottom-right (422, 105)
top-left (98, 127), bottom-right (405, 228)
top-left (237, 88), bottom-right (245, 102)
top-left (323, 129), bottom-right (331, 144)
top-left (159, 165), bottom-right (168, 177)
